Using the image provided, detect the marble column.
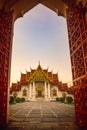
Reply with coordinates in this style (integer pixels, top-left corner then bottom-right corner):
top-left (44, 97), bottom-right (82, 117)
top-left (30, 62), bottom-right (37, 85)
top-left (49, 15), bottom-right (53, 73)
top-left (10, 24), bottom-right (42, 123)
top-left (44, 82), bottom-right (47, 98)
top-left (32, 82), bottom-right (36, 101)
top-left (29, 83), bottom-right (32, 99)
top-left (48, 84), bottom-right (51, 99)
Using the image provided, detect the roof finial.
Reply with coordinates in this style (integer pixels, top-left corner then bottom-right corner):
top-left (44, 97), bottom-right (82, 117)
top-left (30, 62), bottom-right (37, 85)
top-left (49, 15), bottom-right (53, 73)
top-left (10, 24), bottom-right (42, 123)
top-left (25, 69), bottom-right (27, 73)
top-left (20, 70), bottom-right (22, 74)
top-left (51, 69), bottom-right (53, 73)
top-left (30, 66), bottom-right (32, 71)
top-left (39, 60), bottom-right (40, 66)
top-left (16, 79), bottom-right (19, 83)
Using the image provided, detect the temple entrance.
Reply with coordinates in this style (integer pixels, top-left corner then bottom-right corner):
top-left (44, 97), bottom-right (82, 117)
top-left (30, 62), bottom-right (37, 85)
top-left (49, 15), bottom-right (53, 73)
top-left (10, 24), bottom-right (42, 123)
top-left (36, 85), bottom-right (44, 98)
top-left (38, 90), bottom-right (42, 97)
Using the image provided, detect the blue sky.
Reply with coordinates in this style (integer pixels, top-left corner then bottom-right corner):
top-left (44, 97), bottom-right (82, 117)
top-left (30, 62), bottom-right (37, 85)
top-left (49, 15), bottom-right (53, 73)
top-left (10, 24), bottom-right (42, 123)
top-left (11, 4), bottom-right (72, 86)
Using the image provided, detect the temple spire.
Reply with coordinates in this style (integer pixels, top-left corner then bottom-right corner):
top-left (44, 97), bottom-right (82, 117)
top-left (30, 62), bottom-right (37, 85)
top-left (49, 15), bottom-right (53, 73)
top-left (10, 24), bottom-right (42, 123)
top-left (30, 66), bottom-right (32, 71)
top-left (20, 70), bottom-right (22, 74)
top-left (47, 66), bottom-right (49, 70)
top-left (39, 60), bottom-right (40, 66)
top-left (25, 69), bottom-right (27, 72)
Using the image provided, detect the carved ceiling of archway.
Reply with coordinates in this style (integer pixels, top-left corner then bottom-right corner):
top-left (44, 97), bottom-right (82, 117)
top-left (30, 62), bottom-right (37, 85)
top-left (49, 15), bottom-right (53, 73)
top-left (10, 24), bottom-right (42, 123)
top-left (0, 0), bottom-right (86, 21)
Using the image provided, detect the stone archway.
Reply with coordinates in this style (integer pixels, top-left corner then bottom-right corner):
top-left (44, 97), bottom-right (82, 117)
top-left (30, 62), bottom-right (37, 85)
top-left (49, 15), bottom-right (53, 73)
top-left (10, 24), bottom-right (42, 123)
top-left (0, 0), bottom-right (87, 128)
top-left (36, 85), bottom-right (44, 97)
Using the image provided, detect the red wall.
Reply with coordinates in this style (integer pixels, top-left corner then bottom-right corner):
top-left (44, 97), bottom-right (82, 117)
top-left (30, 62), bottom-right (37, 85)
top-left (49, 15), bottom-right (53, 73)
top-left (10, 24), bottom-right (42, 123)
top-left (66, 2), bottom-right (87, 128)
top-left (0, 9), bottom-right (13, 126)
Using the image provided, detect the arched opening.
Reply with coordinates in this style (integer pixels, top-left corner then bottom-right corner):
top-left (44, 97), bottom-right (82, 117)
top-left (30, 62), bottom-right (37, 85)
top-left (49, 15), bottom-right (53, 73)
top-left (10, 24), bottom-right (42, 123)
top-left (0, 0), bottom-right (87, 129)
top-left (9, 3), bottom-right (74, 126)
top-left (11, 3), bottom-right (72, 96)
top-left (36, 85), bottom-right (44, 97)
top-left (11, 4), bottom-right (72, 85)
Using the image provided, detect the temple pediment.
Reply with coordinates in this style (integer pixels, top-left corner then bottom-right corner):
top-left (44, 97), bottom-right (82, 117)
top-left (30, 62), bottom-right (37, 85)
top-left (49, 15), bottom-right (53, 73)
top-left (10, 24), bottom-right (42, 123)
top-left (28, 64), bottom-right (52, 83)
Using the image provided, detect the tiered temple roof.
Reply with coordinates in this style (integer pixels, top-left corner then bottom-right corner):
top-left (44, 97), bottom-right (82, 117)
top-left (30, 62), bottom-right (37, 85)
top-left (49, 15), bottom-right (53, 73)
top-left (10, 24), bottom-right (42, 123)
top-left (10, 64), bottom-right (72, 93)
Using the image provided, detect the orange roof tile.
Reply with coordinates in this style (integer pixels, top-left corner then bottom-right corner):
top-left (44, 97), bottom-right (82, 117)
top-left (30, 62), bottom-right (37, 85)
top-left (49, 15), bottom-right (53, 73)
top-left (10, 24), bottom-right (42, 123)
top-left (20, 73), bottom-right (27, 85)
top-left (67, 86), bottom-right (74, 94)
top-left (53, 74), bottom-right (59, 85)
top-left (11, 83), bottom-right (21, 92)
top-left (62, 83), bottom-right (68, 91)
top-left (48, 72), bottom-right (53, 80)
top-left (43, 69), bottom-right (48, 74)
top-left (10, 65), bottom-right (68, 93)
top-left (26, 72), bottom-right (31, 79)
top-left (20, 73), bottom-right (26, 81)
top-left (58, 82), bottom-right (68, 91)
top-left (30, 69), bottom-right (35, 76)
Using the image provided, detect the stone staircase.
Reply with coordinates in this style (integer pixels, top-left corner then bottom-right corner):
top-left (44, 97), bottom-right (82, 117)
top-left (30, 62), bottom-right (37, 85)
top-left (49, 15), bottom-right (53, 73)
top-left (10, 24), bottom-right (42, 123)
top-left (36, 97), bottom-right (44, 101)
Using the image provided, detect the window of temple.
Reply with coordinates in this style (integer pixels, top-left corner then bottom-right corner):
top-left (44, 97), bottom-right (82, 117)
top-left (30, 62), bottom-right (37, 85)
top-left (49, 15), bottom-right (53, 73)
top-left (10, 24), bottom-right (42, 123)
top-left (52, 88), bottom-right (57, 96)
top-left (62, 92), bottom-right (66, 98)
top-left (23, 89), bottom-right (27, 96)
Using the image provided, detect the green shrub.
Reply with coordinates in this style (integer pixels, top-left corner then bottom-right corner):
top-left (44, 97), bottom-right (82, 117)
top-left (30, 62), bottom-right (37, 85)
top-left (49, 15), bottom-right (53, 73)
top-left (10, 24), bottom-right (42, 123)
top-left (59, 97), bottom-right (65, 102)
top-left (9, 96), bottom-right (15, 104)
top-left (66, 96), bottom-right (73, 103)
top-left (16, 97), bottom-right (21, 103)
top-left (21, 98), bottom-right (25, 102)
top-left (56, 97), bottom-right (60, 102)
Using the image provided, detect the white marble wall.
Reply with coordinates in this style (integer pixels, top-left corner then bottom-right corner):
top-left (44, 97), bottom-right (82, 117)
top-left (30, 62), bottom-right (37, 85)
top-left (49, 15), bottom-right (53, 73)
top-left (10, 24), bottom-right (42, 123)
top-left (11, 84), bottom-right (74, 101)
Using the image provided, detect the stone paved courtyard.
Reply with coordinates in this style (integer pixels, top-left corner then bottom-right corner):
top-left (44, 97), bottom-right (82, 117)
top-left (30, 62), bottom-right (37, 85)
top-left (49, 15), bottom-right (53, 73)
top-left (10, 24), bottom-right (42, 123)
top-left (2, 101), bottom-right (82, 130)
